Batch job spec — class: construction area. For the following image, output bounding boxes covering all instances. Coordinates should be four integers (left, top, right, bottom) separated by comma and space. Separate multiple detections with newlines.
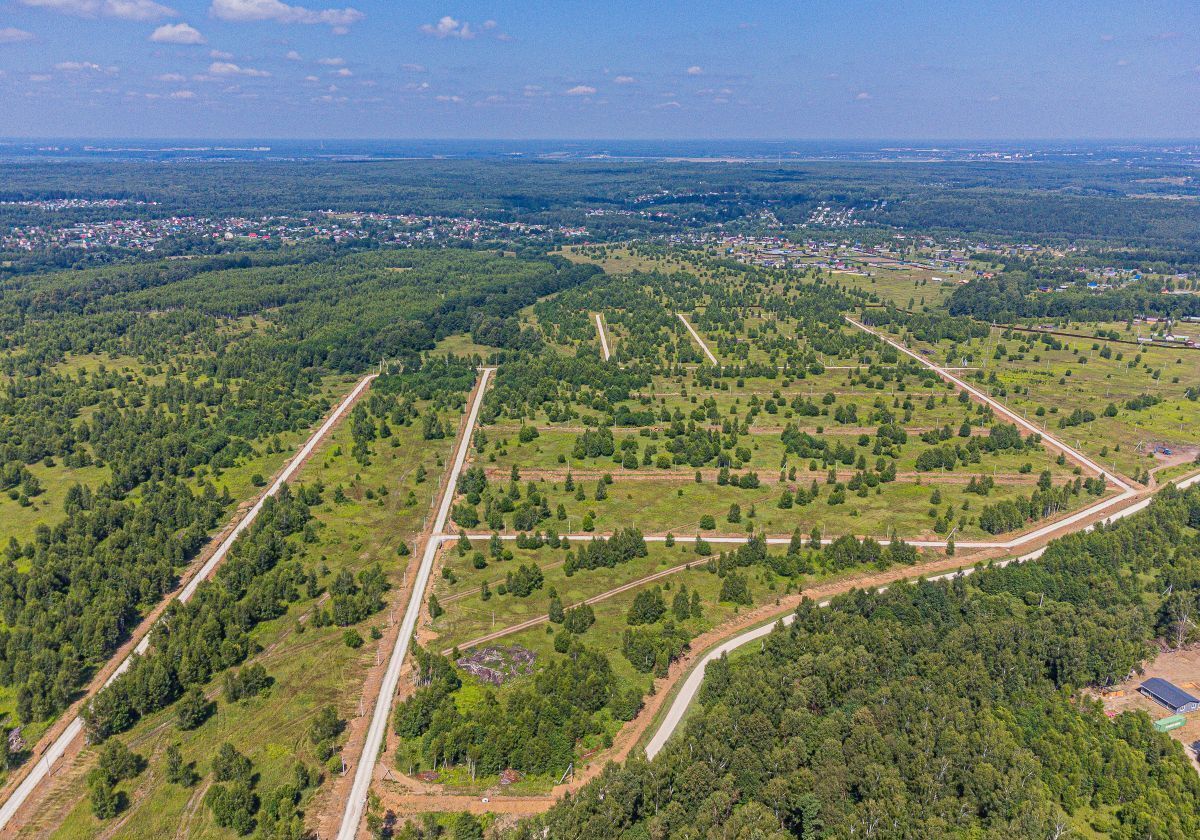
1095, 647, 1200, 771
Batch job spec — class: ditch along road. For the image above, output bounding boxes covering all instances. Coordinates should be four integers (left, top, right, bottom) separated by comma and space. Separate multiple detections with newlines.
0, 373, 378, 834
335, 367, 495, 840
594, 312, 612, 361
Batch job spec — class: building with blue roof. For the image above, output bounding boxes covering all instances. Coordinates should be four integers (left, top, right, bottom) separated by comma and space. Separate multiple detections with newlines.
1139, 677, 1200, 714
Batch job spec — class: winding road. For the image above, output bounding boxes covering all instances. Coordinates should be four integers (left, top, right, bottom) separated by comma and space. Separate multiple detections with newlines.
644, 469, 1200, 759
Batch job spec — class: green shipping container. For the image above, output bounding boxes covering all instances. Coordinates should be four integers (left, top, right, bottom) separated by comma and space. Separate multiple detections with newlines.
1154, 715, 1187, 733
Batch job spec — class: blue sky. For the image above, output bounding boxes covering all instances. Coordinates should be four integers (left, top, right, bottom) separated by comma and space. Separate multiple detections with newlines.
0, 0, 1197, 139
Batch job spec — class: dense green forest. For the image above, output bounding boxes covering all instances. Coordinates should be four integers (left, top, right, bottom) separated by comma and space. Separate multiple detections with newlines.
506, 484, 1200, 840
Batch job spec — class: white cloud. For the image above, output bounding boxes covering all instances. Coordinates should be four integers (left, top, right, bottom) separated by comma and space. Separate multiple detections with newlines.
29, 73, 51, 81
209, 0, 363, 27
105, 0, 174, 18
654, 100, 681, 109
421, 15, 472, 39
285, 49, 301, 60
0, 27, 35, 43
317, 56, 343, 65
435, 94, 463, 103
565, 84, 596, 96
1100, 34, 1114, 42
169, 88, 194, 98
855, 91, 871, 100
401, 62, 425, 72
55, 60, 116, 73
210, 48, 233, 59
686, 65, 702, 75
208, 60, 269, 77
303, 74, 318, 81
333, 67, 351, 76
150, 22, 204, 44
481, 19, 496, 30
20, 0, 176, 20
613, 75, 635, 84
155, 72, 186, 81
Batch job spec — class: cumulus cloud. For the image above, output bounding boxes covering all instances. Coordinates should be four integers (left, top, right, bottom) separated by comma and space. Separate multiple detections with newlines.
435, 93, 463, 102
317, 56, 343, 65
20, 0, 176, 20
421, 15, 472, 38
210, 48, 233, 59
0, 27, 35, 43
613, 75, 635, 84
285, 49, 301, 60
565, 84, 596, 96
333, 67, 351, 76
208, 60, 269, 77
686, 65, 702, 75
855, 91, 871, 100
401, 62, 425, 72
209, 0, 363, 27
155, 72, 186, 81
150, 22, 205, 43
654, 100, 681, 109
169, 88, 194, 98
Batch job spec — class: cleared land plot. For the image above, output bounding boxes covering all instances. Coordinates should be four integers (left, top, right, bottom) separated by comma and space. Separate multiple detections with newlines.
890, 325, 1200, 478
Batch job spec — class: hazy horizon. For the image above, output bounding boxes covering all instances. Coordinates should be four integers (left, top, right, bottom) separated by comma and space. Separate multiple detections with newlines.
1, 1, 1197, 140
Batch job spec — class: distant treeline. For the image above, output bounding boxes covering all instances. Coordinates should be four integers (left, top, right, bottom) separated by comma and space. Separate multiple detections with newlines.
2, 158, 1199, 250
948, 273, 1200, 322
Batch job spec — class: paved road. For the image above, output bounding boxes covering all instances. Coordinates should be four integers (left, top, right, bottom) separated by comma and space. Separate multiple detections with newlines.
594, 312, 612, 361
644, 469, 1200, 760
0, 373, 377, 833
677, 312, 718, 365
336, 367, 494, 840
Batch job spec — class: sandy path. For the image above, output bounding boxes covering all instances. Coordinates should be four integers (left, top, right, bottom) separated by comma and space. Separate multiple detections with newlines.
0, 373, 377, 835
